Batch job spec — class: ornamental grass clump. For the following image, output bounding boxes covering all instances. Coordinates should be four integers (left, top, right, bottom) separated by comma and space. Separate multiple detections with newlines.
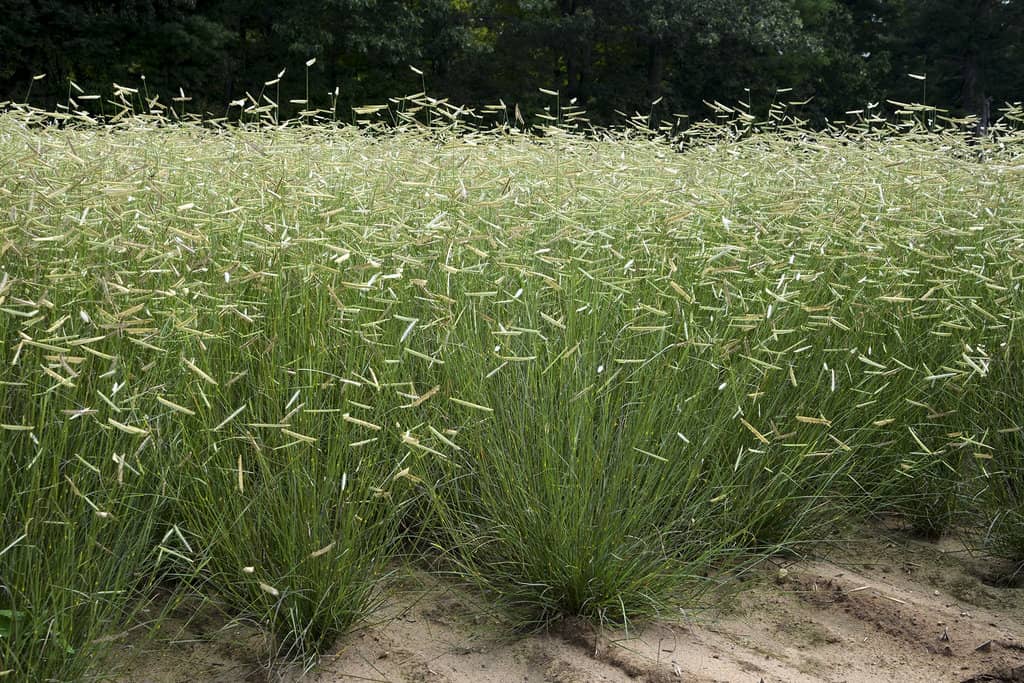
0, 93, 1022, 677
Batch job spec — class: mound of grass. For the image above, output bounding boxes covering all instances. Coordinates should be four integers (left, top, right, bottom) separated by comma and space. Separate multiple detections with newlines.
0, 98, 1021, 677
973, 354, 1024, 570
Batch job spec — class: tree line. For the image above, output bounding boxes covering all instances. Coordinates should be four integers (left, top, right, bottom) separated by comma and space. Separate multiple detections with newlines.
1, 0, 1021, 127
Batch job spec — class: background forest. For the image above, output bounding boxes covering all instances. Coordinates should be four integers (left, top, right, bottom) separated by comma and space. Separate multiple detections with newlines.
1, 0, 1022, 125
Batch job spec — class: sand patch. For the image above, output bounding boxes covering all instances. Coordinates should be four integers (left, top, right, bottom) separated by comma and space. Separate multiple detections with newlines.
116, 532, 1024, 683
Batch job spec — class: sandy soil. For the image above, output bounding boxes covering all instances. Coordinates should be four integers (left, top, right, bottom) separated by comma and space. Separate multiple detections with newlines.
116, 531, 1024, 683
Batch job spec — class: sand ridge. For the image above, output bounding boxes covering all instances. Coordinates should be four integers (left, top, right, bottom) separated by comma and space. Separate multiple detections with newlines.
116, 532, 1024, 683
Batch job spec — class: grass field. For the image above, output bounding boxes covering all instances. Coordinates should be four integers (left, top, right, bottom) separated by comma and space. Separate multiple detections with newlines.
1, 98, 1023, 680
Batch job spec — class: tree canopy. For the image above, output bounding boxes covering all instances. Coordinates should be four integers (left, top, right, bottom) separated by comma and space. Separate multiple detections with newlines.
1, 0, 1020, 125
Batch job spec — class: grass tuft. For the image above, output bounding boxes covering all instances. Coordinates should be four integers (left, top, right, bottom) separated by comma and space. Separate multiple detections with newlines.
0, 94, 1022, 677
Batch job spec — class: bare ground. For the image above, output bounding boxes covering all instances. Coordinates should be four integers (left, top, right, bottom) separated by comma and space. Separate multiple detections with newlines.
116, 531, 1024, 683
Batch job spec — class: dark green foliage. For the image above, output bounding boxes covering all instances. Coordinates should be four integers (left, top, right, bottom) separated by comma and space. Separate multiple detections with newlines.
2, 1, 1021, 124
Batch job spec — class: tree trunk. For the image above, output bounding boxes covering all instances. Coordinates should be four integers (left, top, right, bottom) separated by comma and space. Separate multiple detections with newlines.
560, 0, 582, 100
566, 51, 579, 99
961, 0, 998, 135
576, 38, 591, 103
960, 49, 989, 134
226, 18, 248, 105
646, 39, 666, 103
